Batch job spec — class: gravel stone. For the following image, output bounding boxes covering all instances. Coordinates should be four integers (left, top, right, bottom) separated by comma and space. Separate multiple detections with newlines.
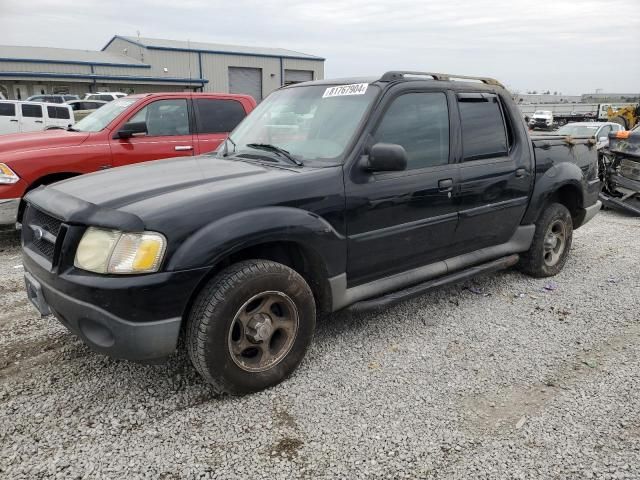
0, 210, 639, 479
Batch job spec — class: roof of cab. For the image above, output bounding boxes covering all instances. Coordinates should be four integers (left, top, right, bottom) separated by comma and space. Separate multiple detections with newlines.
284, 71, 507, 92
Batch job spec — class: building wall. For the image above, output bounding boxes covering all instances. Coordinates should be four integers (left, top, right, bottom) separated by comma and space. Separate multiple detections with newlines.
106, 38, 325, 98
200, 53, 280, 96
282, 58, 324, 80
0, 38, 325, 100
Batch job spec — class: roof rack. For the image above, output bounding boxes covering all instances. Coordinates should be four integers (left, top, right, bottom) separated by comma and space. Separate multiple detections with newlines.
379, 71, 504, 88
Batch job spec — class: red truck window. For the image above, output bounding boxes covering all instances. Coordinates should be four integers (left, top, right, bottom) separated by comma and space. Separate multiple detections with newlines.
194, 99, 247, 134
126, 99, 190, 137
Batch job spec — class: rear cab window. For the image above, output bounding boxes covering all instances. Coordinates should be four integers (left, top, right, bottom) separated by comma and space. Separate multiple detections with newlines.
457, 93, 510, 161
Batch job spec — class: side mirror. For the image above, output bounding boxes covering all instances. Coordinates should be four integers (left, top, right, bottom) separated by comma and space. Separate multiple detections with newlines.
115, 121, 147, 139
362, 143, 408, 172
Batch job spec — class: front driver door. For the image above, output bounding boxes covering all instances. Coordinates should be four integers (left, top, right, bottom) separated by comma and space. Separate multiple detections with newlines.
110, 98, 195, 168
345, 89, 459, 286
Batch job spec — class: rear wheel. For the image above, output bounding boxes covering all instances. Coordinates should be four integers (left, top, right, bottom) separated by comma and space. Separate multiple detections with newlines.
186, 260, 316, 395
518, 203, 573, 278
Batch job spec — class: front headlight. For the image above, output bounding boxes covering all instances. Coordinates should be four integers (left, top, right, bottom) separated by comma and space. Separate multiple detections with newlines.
74, 227, 167, 274
0, 163, 19, 184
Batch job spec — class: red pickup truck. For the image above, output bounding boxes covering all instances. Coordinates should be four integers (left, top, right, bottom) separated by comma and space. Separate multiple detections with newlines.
0, 92, 256, 226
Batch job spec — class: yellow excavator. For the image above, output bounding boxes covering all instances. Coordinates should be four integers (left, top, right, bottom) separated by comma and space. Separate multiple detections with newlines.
607, 104, 640, 130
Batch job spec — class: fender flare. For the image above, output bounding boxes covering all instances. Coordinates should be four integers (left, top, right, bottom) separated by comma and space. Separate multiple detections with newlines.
522, 161, 585, 225
166, 206, 346, 277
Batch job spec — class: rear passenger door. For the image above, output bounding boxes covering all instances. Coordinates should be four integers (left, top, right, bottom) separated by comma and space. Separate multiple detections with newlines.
193, 98, 248, 154
20, 104, 44, 132
345, 89, 459, 285
451, 92, 531, 253
0, 103, 19, 134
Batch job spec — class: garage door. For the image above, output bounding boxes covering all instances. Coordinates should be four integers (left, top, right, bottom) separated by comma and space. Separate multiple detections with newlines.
228, 67, 262, 101
284, 70, 313, 86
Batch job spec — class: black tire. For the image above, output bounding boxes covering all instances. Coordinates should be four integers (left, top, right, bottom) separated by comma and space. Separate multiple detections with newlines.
187, 259, 316, 395
518, 203, 573, 278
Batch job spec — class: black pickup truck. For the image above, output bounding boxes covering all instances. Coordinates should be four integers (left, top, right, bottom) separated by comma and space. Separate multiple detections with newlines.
21, 71, 601, 394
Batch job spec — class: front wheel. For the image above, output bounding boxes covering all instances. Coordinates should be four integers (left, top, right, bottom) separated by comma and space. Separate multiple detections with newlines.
186, 260, 316, 395
518, 203, 573, 278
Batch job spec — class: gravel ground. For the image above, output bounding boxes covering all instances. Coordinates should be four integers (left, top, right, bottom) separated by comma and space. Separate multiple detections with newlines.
1, 210, 639, 479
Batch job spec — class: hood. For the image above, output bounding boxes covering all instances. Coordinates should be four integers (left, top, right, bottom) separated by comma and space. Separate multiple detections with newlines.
50, 154, 300, 212
0, 130, 90, 154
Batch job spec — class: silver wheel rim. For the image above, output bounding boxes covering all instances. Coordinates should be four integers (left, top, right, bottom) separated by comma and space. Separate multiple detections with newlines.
543, 219, 567, 267
227, 291, 299, 373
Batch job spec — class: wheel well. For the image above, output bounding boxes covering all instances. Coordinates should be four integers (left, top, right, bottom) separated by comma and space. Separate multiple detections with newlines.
183, 241, 333, 322
549, 184, 582, 226
17, 172, 80, 223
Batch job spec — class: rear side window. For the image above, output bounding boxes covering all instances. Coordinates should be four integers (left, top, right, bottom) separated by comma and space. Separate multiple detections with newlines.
21, 104, 43, 118
97, 95, 114, 102
195, 99, 247, 134
458, 94, 508, 161
47, 106, 70, 119
0, 103, 16, 116
373, 92, 450, 170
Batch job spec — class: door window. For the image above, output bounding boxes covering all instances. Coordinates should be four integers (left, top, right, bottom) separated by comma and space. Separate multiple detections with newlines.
21, 104, 43, 118
126, 99, 190, 137
195, 99, 247, 134
598, 125, 612, 138
373, 92, 450, 170
0, 103, 16, 116
458, 95, 508, 161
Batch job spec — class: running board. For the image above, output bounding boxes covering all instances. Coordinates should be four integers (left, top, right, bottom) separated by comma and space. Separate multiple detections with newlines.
347, 254, 520, 313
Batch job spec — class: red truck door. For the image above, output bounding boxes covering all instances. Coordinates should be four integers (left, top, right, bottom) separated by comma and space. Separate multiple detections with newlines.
110, 98, 195, 167
192, 97, 250, 155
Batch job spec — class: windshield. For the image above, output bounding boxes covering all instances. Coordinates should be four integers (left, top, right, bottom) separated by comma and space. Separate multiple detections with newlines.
534, 111, 551, 116
557, 125, 599, 137
223, 83, 380, 163
72, 98, 137, 132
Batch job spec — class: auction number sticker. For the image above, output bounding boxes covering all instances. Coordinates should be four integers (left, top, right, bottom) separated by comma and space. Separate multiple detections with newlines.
323, 83, 368, 98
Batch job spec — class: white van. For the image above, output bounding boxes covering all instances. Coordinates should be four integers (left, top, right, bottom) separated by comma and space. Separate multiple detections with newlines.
0, 101, 75, 135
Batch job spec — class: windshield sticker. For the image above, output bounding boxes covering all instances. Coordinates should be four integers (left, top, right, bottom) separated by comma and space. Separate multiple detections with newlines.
323, 83, 368, 98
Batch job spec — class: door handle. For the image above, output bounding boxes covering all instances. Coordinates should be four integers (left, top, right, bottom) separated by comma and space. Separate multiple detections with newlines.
175, 145, 193, 151
10, 119, 18, 122
35, 120, 43, 124
515, 168, 527, 178
438, 178, 454, 192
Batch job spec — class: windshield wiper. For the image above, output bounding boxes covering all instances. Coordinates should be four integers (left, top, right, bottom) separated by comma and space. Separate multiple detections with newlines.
246, 143, 303, 166
222, 137, 237, 157
67, 126, 79, 132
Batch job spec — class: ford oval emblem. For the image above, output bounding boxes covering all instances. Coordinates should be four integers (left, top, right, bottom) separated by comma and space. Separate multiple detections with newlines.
33, 227, 44, 241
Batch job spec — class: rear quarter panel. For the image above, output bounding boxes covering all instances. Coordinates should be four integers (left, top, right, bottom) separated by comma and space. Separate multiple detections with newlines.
522, 136, 599, 224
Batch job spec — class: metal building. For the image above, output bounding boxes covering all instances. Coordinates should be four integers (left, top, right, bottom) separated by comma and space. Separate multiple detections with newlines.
0, 36, 325, 101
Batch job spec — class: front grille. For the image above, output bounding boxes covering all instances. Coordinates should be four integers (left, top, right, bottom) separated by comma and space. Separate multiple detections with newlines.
25, 207, 63, 263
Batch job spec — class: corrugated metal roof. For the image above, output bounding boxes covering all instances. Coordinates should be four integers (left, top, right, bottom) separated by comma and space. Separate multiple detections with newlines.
114, 36, 324, 61
0, 45, 148, 67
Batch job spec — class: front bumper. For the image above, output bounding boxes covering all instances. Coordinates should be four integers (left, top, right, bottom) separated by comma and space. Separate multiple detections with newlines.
0, 198, 20, 226
23, 251, 210, 362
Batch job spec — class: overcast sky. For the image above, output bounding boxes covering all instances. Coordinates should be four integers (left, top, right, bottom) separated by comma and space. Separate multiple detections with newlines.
1, 0, 639, 94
